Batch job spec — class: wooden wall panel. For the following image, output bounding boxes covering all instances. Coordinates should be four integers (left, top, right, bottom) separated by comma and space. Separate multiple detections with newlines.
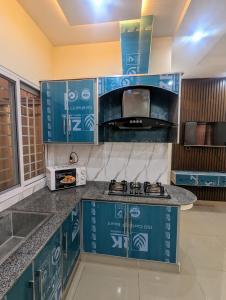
172, 78, 226, 201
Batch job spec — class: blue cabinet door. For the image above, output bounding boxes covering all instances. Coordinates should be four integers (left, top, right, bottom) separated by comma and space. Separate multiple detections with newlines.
5, 264, 33, 300
83, 200, 127, 257
67, 79, 96, 143
41, 81, 67, 143
34, 229, 62, 300
127, 204, 178, 263
62, 203, 80, 287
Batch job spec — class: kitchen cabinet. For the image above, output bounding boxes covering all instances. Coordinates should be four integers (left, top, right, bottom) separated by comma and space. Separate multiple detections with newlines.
127, 204, 178, 263
82, 200, 178, 264
4, 264, 33, 300
34, 229, 62, 300
82, 200, 127, 257
171, 170, 226, 187
62, 203, 80, 288
41, 79, 97, 144
98, 73, 181, 143
41, 81, 67, 143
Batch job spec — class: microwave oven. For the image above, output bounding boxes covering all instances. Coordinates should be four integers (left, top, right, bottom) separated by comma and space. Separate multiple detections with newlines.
46, 165, 86, 191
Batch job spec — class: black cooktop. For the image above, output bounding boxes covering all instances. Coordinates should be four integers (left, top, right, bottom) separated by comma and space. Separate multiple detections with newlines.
105, 180, 170, 199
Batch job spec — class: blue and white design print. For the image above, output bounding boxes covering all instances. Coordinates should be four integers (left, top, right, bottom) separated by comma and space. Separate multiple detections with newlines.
98, 73, 181, 97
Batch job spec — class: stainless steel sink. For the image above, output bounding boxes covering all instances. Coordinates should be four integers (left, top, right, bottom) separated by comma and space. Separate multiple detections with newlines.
0, 211, 51, 264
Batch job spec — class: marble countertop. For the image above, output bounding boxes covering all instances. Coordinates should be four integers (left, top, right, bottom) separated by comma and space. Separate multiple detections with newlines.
0, 181, 196, 298
82, 181, 197, 206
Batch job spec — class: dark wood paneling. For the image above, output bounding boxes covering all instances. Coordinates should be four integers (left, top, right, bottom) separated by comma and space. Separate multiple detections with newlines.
172, 78, 226, 201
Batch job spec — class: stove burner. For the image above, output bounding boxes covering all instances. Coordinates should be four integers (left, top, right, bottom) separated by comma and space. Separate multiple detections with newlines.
109, 180, 127, 192
106, 180, 170, 199
144, 182, 164, 195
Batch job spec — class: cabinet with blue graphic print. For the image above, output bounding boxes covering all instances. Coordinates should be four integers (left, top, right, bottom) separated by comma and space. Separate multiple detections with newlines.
41, 79, 97, 144
82, 200, 127, 257
127, 204, 178, 263
4, 264, 33, 300
41, 81, 67, 143
62, 203, 80, 288
34, 229, 62, 300
82, 200, 179, 264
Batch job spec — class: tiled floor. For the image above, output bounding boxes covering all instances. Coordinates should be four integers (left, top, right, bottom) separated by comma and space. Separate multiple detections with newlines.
66, 201, 226, 300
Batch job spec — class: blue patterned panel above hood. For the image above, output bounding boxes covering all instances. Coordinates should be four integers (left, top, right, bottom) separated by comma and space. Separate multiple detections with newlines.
120, 16, 154, 75
98, 73, 181, 97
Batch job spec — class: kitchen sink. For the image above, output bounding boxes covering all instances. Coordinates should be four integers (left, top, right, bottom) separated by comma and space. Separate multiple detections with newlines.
0, 211, 51, 264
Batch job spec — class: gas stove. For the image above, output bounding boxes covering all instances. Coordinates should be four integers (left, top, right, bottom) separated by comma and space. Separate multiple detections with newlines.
105, 180, 170, 199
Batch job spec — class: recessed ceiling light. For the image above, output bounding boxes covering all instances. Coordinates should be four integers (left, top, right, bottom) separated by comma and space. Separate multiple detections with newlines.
168, 80, 173, 86
92, 0, 103, 6
191, 31, 205, 42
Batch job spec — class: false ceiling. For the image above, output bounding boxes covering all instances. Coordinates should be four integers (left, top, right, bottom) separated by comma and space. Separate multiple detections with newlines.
17, 0, 226, 77
17, 0, 188, 45
57, 0, 142, 26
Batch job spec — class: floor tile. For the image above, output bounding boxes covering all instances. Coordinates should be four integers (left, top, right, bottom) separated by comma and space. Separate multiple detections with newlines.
139, 269, 205, 300
73, 262, 139, 300
180, 233, 225, 273
196, 270, 226, 300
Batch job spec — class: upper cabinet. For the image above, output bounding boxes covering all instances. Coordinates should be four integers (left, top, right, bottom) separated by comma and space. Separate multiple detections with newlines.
98, 73, 181, 143
41, 79, 97, 144
41, 73, 181, 144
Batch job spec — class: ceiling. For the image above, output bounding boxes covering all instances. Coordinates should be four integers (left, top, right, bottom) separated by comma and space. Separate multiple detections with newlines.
17, 0, 226, 78
172, 0, 226, 78
57, 0, 142, 26
17, 0, 188, 45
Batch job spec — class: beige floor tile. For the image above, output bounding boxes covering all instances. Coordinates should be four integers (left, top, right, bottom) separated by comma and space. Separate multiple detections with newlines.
180, 210, 224, 237
180, 233, 225, 273
65, 262, 85, 300
73, 262, 139, 300
196, 270, 226, 300
139, 269, 205, 300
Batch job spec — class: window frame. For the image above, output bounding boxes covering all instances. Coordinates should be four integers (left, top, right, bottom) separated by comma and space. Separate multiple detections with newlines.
0, 66, 45, 204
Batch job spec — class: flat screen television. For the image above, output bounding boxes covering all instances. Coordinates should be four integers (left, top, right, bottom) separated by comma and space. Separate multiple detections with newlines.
184, 122, 226, 147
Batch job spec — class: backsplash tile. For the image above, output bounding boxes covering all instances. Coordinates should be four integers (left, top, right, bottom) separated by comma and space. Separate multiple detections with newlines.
49, 143, 170, 183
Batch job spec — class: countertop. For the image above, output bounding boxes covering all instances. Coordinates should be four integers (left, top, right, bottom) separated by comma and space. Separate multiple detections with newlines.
82, 182, 197, 206
0, 181, 196, 298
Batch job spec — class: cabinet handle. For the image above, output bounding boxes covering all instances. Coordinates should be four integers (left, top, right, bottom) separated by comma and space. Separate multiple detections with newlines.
63, 118, 66, 135
123, 208, 126, 235
64, 232, 68, 259
68, 115, 72, 136
28, 280, 34, 300
129, 213, 133, 234
36, 270, 43, 299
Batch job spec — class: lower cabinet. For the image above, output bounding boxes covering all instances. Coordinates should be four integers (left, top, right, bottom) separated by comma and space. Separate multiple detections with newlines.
4, 264, 33, 300
83, 201, 127, 257
62, 203, 80, 288
127, 204, 178, 263
3, 204, 81, 300
34, 229, 62, 300
82, 200, 179, 264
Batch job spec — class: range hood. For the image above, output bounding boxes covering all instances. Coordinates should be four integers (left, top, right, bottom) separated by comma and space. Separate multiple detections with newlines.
122, 89, 150, 118
101, 116, 175, 130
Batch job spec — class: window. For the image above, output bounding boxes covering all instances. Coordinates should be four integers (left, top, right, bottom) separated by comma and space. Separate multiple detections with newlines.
0, 75, 19, 193
0, 67, 45, 198
20, 84, 44, 181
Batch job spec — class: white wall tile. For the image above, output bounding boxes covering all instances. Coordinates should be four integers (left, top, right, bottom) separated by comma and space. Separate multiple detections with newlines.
48, 143, 170, 184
